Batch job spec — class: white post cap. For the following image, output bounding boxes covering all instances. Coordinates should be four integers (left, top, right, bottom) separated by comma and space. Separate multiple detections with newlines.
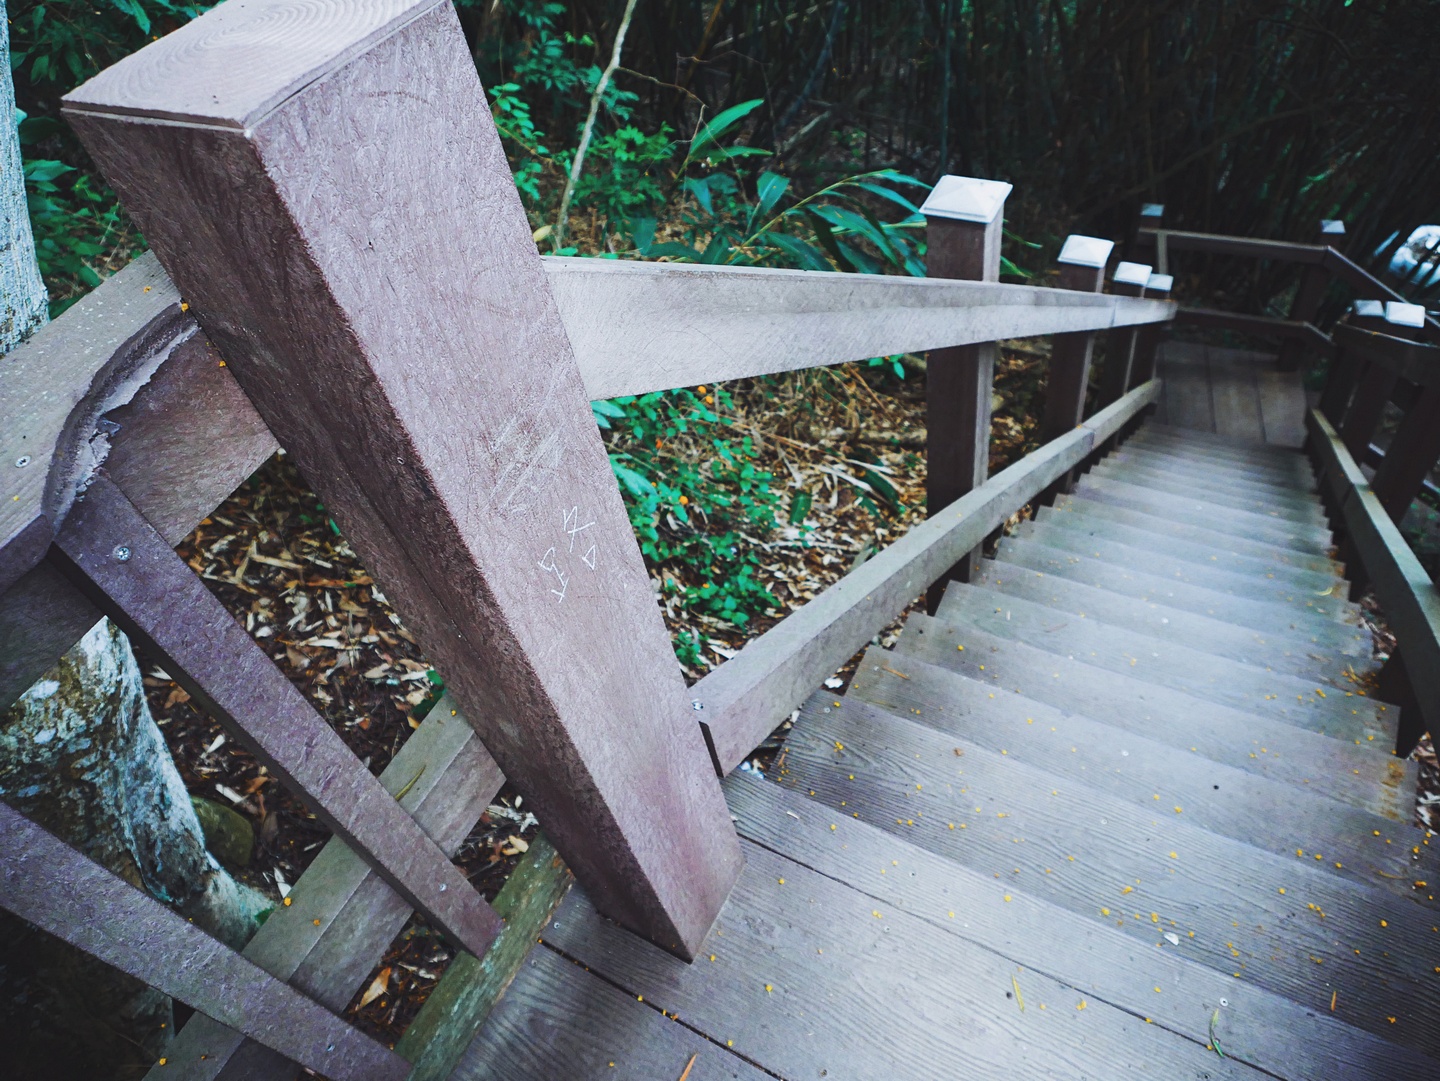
1145, 272, 1174, 294
1139, 203, 1165, 219
1321, 219, 1346, 235
1385, 301, 1427, 328
919, 175, 1013, 224
1113, 261, 1152, 287
1057, 235, 1114, 268
1352, 299, 1385, 318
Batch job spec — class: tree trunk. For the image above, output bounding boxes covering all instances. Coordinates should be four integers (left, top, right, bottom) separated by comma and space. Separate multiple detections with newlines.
0, 8, 269, 1077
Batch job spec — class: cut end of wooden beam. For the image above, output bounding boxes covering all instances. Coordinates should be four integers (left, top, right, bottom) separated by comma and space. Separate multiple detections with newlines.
61, 0, 443, 128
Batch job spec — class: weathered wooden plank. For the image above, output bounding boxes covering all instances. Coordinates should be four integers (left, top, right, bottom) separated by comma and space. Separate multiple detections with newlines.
1043, 499, 1341, 584
540, 841, 1273, 1079
1332, 324, 1440, 383
1155, 345, 1215, 431
51, 477, 502, 957
972, 559, 1365, 677
1207, 354, 1267, 443
1256, 367, 1309, 448
396, 834, 573, 1081
1139, 228, 1328, 265
1134, 421, 1310, 461
923, 176, 1008, 597
0, 331, 278, 712
844, 647, 1425, 892
1091, 459, 1326, 518
153, 696, 503, 1080
892, 612, 1415, 818
1017, 519, 1357, 619
1308, 410, 1440, 744
693, 382, 1159, 774
0, 801, 406, 1080
546, 256, 1174, 400
935, 581, 1388, 735
1104, 443, 1315, 490
728, 773, 1438, 1081
66, 0, 741, 958
778, 698, 1440, 1055
0, 252, 190, 594
453, 946, 770, 1081
992, 536, 1365, 640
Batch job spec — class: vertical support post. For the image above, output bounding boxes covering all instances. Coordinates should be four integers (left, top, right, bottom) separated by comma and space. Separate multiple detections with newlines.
1129, 271, 1173, 387
1038, 234, 1111, 502
920, 174, 1010, 610
1278, 220, 1344, 372
64, 0, 741, 960
1377, 648, 1425, 757
1097, 261, 1153, 408
1131, 202, 1165, 263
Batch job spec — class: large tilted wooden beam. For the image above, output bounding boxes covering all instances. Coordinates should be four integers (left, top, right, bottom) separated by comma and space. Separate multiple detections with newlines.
694, 379, 1162, 775
64, 0, 741, 959
548, 257, 1173, 400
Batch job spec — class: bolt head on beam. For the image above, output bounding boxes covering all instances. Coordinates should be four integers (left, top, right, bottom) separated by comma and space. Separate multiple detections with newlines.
920, 175, 1012, 224
1385, 301, 1426, 329
1144, 272, 1174, 294
1113, 262, 1152, 287
1057, 235, 1114, 269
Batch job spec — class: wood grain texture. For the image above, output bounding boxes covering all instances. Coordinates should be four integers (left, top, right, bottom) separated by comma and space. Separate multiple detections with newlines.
1155, 343, 1215, 432
545, 256, 1174, 400
52, 478, 503, 957
1090, 459, 1327, 518
397, 834, 572, 1081
727, 773, 1438, 1081
844, 645, 1427, 892
892, 612, 1415, 819
777, 696, 1440, 1055
935, 581, 1389, 737
0, 251, 190, 593
66, 0, 740, 958
153, 696, 503, 1081
454, 946, 770, 1081
539, 840, 1270, 1080
1103, 443, 1316, 490
694, 382, 1159, 774
0, 801, 406, 1080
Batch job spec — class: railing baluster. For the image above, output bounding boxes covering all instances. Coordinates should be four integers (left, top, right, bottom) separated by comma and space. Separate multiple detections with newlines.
0, 801, 406, 1081
920, 174, 1011, 605
50, 477, 503, 958
1129, 272, 1173, 388
1278, 220, 1344, 372
1098, 261, 1154, 409
1039, 234, 1112, 500
64, 0, 741, 959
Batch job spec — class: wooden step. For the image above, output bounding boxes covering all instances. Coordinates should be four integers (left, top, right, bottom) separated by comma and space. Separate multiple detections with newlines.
1082, 466, 1324, 529
1046, 495, 1343, 580
844, 646, 1429, 897
973, 559, 1370, 679
728, 774, 1439, 1081
934, 582, 1391, 739
1135, 422, 1316, 464
519, 831, 1276, 1080
1101, 444, 1318, 493
779, 694, 1440, 1056
1125, 431, 1318, 481
993, 535, 1367, 640
1071, 476, 1334, 554
1021, 517, 1343, 598
1091, 458, 1324, 516
891, 613, 1415, 818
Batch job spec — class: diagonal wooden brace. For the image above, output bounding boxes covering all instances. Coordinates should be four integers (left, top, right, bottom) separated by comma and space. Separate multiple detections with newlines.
50, 476, 503, 958
64, 0, 740, 958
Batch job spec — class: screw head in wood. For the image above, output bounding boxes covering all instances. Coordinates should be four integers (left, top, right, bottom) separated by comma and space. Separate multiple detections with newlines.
112, 545, 132, 562
691, 700, 704, 711
14, 455, 30, 468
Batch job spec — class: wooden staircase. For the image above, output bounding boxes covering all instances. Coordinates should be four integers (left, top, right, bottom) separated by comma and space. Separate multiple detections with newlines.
458, 420, 1439, 1080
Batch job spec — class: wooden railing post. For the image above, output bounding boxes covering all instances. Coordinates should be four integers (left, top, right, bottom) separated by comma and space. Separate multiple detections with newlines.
64, 0, 741, 960
1129, 271, 1173, 386
920, 174, 1010, 608
1278, 220, 1344, 372
1039, 234, 1111, 500
1131, 202, 1165, 262
1097, 261, 1153, 407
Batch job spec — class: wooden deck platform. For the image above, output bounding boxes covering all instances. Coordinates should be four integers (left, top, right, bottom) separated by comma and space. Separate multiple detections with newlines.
453, 421, 1438, 1080
1153, 341, 1307, 447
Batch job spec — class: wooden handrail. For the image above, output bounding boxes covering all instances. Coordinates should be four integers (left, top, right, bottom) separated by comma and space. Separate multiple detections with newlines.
694, 379, 1162, 775
1137, 227, 1327, 265
1332, 324, 1440, 387
1174, 306, 1334, 353
1306, 409, 1440, 750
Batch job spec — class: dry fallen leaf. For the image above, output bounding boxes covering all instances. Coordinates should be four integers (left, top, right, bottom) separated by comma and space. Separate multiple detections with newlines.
359, 966, 391, 1009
